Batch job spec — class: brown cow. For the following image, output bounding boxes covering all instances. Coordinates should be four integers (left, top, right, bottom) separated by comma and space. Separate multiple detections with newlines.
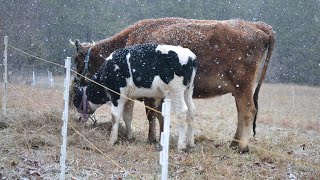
71, 17, 275, 153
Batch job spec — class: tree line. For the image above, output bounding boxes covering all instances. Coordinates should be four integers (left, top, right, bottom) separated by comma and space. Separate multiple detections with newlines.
0, 0, 319, 85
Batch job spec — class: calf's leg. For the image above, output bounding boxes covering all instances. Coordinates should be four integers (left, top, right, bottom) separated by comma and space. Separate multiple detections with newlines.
123, 100, 134, 141
109, 100, 125, 145
185, 89, 195, 149
170, 92, 189, 151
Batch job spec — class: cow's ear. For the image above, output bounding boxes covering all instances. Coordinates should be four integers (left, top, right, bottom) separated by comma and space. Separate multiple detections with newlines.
69, 39, 83, 52
75, 39, 81, 52
69, 39, 80, 51
71, 39, 86, 54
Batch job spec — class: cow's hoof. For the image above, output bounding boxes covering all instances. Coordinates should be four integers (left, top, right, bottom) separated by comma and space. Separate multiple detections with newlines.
229, 140, 239, 150
238, 146, 249, 154
148, 138, 158, 144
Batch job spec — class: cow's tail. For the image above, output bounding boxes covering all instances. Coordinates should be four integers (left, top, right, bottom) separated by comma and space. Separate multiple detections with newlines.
253, 22, 275, 137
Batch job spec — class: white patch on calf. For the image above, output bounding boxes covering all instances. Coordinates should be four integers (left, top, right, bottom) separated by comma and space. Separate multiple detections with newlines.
88, 102, 102, 112
114, 64, 120, 71
156, 45, 196, 65
126, 53, 134, 88
126, 53, 133, 76
122, 75, 164, 99
105, 52, 114, 61
109, 98, 126, 144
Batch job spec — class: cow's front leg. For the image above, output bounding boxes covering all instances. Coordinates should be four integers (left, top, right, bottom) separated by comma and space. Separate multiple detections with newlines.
109, 101, 125, 145
123, 100, 134, 141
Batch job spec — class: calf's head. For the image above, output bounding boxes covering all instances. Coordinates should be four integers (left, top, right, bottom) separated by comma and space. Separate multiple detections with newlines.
73, 85, 92, 122
73, 81, 110, 122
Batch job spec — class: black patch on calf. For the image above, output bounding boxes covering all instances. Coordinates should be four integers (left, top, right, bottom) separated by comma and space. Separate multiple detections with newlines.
73, 86, 83, 109
129, 44, 195, 87
87, 74, 109, 105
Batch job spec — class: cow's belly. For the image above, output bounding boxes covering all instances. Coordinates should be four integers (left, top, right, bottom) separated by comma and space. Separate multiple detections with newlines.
193, 75, 234, 98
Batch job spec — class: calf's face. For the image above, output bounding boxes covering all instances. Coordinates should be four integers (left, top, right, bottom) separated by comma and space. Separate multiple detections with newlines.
73, 83, 109, 122
73, 86, 85, 111
73, 86, 95, 122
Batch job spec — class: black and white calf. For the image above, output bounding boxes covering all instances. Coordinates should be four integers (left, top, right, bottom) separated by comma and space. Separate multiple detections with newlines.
74, 43, 197, 150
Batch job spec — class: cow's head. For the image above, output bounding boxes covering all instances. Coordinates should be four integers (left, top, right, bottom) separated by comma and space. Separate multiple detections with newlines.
70, 39, 95, 86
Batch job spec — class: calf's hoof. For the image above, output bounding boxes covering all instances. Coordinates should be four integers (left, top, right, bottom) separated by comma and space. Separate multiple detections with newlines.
177, 146, 194, 153
109, 139, 119, 145
127, 137, 135, 143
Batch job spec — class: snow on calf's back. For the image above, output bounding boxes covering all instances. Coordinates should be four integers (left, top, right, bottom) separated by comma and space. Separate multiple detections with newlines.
156, 45, 196, 65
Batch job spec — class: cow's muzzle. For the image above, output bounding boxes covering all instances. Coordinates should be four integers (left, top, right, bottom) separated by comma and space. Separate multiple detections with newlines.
77, 86, 91, 122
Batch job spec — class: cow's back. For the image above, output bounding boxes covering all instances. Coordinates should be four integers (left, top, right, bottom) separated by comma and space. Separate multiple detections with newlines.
126, 18, 272, 98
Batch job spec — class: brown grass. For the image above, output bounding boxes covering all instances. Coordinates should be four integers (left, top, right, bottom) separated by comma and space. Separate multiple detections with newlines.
0, 82, 319, 179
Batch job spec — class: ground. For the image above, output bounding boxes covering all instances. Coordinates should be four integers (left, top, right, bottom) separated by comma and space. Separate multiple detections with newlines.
0, 81, 319, 179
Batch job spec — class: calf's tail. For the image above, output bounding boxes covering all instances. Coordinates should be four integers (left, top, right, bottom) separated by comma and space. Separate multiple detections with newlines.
186, 60, 197, 113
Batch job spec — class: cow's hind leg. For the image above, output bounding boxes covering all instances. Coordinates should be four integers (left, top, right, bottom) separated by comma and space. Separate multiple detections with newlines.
155, 101, 163, 142
231, 88, 256, 153
144, 98, 162, 143
123, 100, 134, 142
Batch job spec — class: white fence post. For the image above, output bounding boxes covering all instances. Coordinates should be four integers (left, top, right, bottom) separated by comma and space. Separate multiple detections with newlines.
291, 85, 295, 109
160, 99, 171, 180
48, 69, 54, 87
2, 36, 8, 116
50, 72, 54, 87
60, 57, 71, 180
31, 70, 36, 86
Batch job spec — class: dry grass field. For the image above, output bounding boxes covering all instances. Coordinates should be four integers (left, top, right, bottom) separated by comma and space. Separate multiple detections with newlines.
0, 81, 319, 179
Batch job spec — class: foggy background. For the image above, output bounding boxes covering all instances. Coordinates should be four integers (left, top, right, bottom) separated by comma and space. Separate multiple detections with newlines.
0, 0, 319, 85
